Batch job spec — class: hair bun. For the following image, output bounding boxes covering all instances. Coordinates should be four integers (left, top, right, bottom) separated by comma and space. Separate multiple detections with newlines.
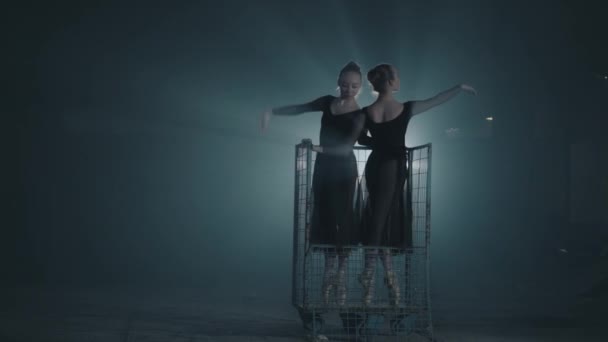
345, 61, 360, 71
339, 61, 362, 78
367, 64, 395, 92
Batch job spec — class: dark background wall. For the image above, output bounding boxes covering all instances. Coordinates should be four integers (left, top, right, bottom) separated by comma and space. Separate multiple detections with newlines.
2, 0, 607, 321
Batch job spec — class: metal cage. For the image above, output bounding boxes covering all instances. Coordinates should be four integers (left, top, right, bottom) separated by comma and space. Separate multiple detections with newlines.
292, 139, 433, 341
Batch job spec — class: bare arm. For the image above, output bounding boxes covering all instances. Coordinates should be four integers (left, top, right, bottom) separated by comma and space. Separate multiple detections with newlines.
260, 96, 329, 132
357, 127, 373, 147
271, 96, 328, 116
313, 112, 365, 156
410, 84, 476, 116
356, 108, 372, 146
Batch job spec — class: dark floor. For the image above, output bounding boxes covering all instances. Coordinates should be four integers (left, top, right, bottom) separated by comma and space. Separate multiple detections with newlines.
0, 287, 605, 341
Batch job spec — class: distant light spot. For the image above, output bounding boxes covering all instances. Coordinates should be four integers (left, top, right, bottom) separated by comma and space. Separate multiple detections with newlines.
444, 127, 461, 138
485, 116, 494, 121
559, 248, 568, 253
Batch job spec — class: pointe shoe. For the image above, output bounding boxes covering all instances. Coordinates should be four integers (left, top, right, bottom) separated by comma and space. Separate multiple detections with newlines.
358, 267, 375, 306
335, 268, 348, 306
385, 270, 401, 306
321, 269, 337, 305
321, 280, 334, 305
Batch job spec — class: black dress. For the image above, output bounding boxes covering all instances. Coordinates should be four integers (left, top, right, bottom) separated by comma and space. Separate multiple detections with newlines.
359, 102, 413, 249
273, 95, 364, 247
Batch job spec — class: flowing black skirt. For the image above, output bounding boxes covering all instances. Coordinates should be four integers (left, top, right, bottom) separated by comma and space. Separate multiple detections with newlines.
360, 150, 413, 250
310, 153, 361, 247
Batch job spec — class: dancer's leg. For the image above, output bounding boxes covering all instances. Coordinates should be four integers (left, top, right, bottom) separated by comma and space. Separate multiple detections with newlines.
321, 249, 337, 305
381, 249, 400, 306
335, 249, 350, 306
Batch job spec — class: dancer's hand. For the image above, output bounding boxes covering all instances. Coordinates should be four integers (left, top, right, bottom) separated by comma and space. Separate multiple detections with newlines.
260, 110, 272, 133
312, 145, 323, 153
460, 84, 477, 95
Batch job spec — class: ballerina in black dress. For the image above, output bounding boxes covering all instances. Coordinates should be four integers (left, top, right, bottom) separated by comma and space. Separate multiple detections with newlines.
261, 62, 366, 305
358, 64, 476, 306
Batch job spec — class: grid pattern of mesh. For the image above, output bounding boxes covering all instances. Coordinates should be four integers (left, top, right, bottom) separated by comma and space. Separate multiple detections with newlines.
292, 140, 433, 340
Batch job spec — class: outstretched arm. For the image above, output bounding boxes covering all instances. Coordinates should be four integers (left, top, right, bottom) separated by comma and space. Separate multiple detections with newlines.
313, 112, 365, 156
260, 96, 329, 132
410, 84, 476, 117
272, 96, 328, 116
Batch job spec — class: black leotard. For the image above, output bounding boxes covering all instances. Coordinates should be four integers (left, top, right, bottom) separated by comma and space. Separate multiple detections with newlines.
359, 102, 413, 249
274, 95, 364, 246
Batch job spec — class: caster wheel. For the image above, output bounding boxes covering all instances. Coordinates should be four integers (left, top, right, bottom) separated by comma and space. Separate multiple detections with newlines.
308, 334, 329, 342
303, 315, 324, 334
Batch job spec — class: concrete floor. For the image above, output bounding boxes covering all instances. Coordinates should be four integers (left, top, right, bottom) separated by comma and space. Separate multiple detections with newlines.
0, 287, 605, 342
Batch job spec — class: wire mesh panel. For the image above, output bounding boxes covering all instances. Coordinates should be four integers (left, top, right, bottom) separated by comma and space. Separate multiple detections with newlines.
293, 140, 433, 341
293, 139, 313, 306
